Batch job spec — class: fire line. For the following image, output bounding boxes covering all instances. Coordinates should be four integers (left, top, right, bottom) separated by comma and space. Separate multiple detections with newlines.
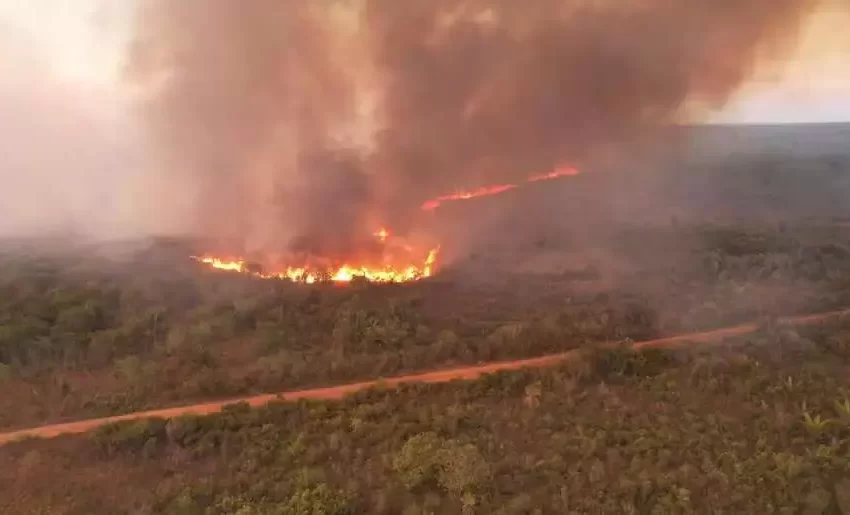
420, 165, 579, 211
192, 246, 439, 284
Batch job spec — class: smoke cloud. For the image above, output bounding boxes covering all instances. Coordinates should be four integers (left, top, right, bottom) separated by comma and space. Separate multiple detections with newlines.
0, 20, 172, 242
128, 0, 819, 260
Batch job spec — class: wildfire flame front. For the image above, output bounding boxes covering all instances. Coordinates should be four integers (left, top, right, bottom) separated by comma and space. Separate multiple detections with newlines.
193, 165, 577, 283
193, 247, 439, 284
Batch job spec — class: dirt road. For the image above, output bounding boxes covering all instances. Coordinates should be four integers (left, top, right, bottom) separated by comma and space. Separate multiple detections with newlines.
1, 308, 847, 446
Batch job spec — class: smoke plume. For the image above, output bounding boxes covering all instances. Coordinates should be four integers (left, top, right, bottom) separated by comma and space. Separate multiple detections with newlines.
128, 0, 818, 260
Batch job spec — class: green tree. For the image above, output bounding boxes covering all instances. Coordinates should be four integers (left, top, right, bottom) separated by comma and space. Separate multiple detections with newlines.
392, 432, 445, 491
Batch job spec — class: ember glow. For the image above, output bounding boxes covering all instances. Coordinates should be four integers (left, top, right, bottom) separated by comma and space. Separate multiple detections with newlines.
195, 257, 247, 273
421, 165, 580, 211
528, 166, 581, 183
421, 184, 518, 211
374, 228, 390, 243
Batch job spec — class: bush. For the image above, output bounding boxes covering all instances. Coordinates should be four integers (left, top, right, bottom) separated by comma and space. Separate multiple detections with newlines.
0, 362, 11, 381
212, 483, 354, 515
586, 346, 678, 380
393, 433, 490, 498
393, 432, 445, 491
277, 483, 354, 515
92, 417, 167, 456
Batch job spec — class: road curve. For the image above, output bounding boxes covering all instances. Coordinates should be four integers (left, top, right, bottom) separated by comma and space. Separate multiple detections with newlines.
1, 308, 848, 446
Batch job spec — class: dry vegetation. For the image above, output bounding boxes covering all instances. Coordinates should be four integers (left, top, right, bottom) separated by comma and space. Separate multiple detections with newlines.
2, 319, 850, 514
2, 143, 850, 513
1, 221, 850, 432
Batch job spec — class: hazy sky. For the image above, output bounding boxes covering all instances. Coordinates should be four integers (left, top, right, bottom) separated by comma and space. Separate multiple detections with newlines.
710, 3, 850, 124
0, 0, 158, 239
0, 0, 848, 125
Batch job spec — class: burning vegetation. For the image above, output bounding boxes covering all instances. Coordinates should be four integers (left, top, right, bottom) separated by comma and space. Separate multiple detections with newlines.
192, 239, 439, 284
419, 165, 580, 211
193, 164, 579, 282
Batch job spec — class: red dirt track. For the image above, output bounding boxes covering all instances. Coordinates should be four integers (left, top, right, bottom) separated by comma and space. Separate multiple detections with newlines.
1, 308, 848, 446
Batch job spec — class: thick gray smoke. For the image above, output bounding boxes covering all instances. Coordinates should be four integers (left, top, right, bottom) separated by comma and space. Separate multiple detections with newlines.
128, 0, 818, 260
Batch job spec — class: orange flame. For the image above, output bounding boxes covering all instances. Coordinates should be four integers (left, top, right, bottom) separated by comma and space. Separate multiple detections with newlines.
527, 165, 580, 182
195, 257, 246, 273
374, 227, 390, 243
193, 233, 440, 284
421, 165, 580, 211
421, 184, 518, 211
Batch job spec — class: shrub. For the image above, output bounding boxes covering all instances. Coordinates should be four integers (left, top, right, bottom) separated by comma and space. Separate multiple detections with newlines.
277, 483, 354, 515
393, 433, 490, 498
92, 417, 167, 456
586, 346, 677, 380
392, 432, 444, 491
0, 362, 11, 381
